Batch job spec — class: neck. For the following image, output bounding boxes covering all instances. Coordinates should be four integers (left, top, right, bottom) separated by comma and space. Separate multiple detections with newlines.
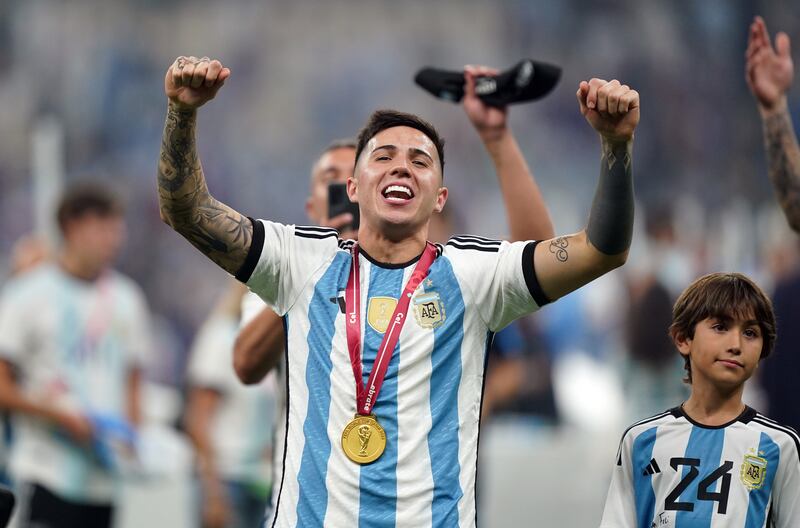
682, 380, 746, 426
356, 225, 428, 265
59, 250, 103, 281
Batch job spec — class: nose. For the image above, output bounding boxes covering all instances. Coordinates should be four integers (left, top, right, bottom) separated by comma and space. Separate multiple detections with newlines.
726, 331, 742, 355
389, 157, 412, 177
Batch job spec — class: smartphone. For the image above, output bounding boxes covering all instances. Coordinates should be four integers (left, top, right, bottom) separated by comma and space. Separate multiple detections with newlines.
327, 182, 359, 232
0, 486, 15, 528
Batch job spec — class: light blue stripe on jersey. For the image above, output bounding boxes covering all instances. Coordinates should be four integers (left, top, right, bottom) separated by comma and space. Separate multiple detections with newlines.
427, 259, 464, 527
675, 427, 725, 528
359, 265, 403, 528
631, 427, 658, 528
296, 252, 349, 525
744, 432, 780, 528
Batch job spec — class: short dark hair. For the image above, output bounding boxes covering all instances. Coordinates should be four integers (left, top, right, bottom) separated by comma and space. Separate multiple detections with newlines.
56, 182, 123, 233
321, 138, 357, 154
354, 109, 445, 172
669, 272, 777, 384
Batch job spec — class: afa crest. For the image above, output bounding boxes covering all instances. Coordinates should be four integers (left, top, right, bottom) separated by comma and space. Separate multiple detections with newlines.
367, 297, 398, 333
740, 452, 768, 490
413, 292, 445, 329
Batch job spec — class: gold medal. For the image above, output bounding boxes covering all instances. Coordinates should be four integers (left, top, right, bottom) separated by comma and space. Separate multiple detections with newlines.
341, 414, 386, 464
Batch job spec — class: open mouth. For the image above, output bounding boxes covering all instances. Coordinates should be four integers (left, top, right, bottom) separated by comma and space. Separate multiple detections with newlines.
382, 184, 415, 203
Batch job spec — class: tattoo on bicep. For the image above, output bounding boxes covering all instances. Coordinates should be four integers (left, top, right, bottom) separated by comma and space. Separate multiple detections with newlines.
764, 111, 800, 230
156, 107, 252, 274
549, 237, 569, 262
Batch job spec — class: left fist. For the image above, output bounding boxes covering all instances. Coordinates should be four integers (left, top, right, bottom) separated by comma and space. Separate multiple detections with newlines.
577, 78, 640, 143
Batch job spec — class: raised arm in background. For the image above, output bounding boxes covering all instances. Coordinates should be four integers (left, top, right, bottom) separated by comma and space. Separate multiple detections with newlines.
157, 56, 252, 275
462, 64, 555, 242
746, 16, 800, 232
533, 78, 639, 301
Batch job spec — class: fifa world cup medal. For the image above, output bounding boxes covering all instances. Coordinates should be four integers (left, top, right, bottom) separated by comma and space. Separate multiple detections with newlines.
342, 243, 437, 464
342, 414, 386, 464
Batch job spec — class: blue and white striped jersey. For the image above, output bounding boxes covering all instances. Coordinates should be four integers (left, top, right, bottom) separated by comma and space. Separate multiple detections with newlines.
600, 406, 800, 528
239, 220, 547, 528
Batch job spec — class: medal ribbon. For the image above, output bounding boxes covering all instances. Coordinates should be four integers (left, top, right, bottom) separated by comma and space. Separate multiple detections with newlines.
345, 242, 437, 416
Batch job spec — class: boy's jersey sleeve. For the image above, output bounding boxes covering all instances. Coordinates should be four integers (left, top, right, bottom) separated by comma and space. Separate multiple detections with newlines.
771, 430, 800, 527
444, 237, 550, 332
599, 431, 637, 528
237, 219, 342, 316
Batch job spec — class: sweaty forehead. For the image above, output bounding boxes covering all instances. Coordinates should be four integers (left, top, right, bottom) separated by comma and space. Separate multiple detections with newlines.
367, 126, 438, 163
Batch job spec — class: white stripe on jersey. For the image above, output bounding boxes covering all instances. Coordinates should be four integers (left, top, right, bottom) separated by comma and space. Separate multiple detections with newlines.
395, 265, 434, 527
270, 303, 311, 528
647, 414, 692, 528
457, 307, 490, 527
321, 260, 366, 526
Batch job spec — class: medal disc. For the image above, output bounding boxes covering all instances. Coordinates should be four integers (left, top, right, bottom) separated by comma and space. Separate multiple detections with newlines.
341, 414, 386, 464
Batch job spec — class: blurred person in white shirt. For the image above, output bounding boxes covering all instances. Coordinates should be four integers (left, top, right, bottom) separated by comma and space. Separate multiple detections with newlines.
0, 182, 152, 528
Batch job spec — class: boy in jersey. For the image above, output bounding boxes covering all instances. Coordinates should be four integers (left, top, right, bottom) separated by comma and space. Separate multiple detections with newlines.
0, 183, 151, 528
600, 273, 800, 528
157, 55, 638, 527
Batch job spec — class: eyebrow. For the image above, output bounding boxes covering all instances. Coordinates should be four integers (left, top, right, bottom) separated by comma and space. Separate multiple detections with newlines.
373, 144, 434, 163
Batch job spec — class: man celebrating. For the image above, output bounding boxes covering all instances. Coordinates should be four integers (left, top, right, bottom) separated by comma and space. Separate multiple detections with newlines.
157, 55, 639, 527
234, 63, 555, 385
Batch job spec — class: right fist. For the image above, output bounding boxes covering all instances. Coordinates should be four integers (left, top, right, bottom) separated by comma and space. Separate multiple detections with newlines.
165, 56, 231, 110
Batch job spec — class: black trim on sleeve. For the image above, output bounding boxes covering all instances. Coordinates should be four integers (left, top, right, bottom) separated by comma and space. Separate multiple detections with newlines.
615, 410, 672, 466
446, 241, 500, 253
522, 241, 552, 307
235, 217, 265, 283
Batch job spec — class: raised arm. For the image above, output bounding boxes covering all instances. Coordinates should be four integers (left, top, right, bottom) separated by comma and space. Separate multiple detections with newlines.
462, 65, 555, 242
533, 78, 638, 301
746, 17, 800, 233
157, 56, 252, 276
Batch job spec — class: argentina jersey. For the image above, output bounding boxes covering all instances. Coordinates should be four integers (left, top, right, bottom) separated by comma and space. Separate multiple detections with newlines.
600, 406, 800, 528
238, 220, 548, 528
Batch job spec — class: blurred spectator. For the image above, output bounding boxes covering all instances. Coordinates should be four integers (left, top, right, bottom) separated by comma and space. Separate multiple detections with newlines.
483, 316, 558, 423
9, 236, 50, 277
621, 211, 688, 421
0, 182, 151, 528
1, 235, 51, 486
185, 280, 276, 528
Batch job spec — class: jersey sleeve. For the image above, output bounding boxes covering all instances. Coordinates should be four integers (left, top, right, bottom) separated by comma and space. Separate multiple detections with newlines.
444, 237, 550, 332
771, 429, 800, 528
599, 431, 637, 528
236, 219, 342, 316
187, 316, 237, 393
240, 290, 269, 327
0, 280, 28, 365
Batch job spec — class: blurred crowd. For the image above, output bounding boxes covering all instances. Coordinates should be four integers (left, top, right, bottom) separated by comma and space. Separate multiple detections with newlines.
1, 0, 800, 527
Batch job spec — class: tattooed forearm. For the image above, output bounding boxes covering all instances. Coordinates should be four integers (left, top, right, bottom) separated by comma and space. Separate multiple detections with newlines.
763, 109, 800, 233
586, 138, 634, 256
157, 104, 252, 274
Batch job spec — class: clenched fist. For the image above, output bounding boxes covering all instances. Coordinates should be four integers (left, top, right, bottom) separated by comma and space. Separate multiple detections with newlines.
165, 56, 231, 111
577, 78, 640, 143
